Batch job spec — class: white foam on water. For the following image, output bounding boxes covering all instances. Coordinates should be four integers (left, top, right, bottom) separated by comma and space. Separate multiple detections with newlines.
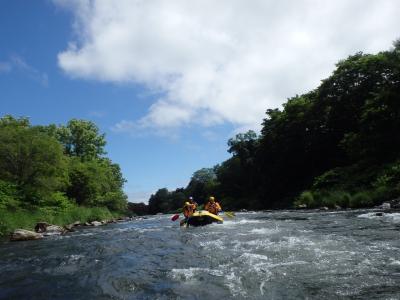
223, 219, 263, 227
224, 271, 246, 297
249, 227, 280, 235
169, 267, 224, 282
199, 239, 226, 250
259, 281, 266, 296
358, 212, 400, 223
390, 260, 400, 266
358, 212, 382, 219
135, 227, 162, 233
240, 252, 270, 262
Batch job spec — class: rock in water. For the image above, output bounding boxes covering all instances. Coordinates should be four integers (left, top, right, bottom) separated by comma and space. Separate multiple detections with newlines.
43, 225, 66, 236
91, 221, 102, 226
35, 222, 50, 233
64, 224, 75, 232
10, 229, 43, 241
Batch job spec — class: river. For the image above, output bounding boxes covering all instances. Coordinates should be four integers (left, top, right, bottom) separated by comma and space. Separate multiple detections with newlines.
1, 210, 400, 299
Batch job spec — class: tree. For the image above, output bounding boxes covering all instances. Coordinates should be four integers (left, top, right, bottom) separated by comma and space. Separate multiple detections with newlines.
0, 123, 67, 204
186, 168, 218, 203
66, 158, 127, 211
57, 119, 106, 160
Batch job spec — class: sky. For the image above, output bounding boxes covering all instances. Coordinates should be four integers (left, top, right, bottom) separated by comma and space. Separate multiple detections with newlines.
1, 0, 399, 203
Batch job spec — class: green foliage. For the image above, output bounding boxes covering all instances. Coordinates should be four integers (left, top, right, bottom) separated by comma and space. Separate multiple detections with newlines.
0, 180, 20, 210
320, 191, 352, 209
0, 115, 128, 233
57, 119, 106, 160
66, 157, 127, 211
0, 121, 68, 204
0, 205, 120, 236
294, 191, 315, 208
148, 188, 187, 214
349, 192, 373, 208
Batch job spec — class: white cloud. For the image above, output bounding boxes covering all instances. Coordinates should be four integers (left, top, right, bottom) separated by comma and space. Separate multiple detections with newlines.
55, 0, 400, 132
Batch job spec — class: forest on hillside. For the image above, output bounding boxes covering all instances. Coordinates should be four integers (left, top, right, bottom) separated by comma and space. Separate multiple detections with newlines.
135, 41, 400, 214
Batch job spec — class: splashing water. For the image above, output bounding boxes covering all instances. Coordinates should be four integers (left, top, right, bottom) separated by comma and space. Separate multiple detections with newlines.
1, 210, 400, 299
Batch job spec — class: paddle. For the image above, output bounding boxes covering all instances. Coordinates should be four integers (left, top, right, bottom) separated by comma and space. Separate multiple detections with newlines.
224, 211, 235, 218
171, 214, 180, 221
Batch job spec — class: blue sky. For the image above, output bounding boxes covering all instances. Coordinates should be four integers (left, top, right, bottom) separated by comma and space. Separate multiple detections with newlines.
1, 0, 399, 202
0, 1, 234, 202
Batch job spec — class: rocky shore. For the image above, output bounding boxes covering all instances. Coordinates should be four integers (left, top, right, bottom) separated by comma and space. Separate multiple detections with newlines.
9, 216, 144, 242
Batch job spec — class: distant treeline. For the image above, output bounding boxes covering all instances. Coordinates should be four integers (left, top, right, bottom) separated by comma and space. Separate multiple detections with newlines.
134, 41, 400, 214
0, 116, 127, 235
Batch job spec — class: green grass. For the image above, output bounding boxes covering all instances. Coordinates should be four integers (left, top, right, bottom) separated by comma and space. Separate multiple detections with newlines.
0, 205, 124, 237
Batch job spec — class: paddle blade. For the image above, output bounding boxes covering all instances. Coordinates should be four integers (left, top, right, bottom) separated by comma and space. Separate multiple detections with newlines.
225, 212, 235, 218
171, 214, 180, 221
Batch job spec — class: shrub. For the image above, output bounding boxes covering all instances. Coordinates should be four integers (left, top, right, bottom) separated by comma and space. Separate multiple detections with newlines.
349, 191, 373, 208
294, 191, 316, 208
320, 191, 351, 208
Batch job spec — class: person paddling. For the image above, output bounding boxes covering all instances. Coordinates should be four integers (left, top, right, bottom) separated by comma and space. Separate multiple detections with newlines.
188, 196, 198, 212
180, 201, 196, 226
183, 202, 196, 218
204, 196, 222, 215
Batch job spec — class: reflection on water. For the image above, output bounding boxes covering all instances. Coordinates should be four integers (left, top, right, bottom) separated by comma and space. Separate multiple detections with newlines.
1, 210, 400, 299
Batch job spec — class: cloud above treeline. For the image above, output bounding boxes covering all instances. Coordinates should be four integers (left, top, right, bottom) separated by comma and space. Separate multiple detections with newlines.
54, 0, 400, 132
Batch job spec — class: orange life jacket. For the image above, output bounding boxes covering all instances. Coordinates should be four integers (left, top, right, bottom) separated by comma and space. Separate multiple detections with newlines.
183, 204, 195, 218
205, 201, 221, 215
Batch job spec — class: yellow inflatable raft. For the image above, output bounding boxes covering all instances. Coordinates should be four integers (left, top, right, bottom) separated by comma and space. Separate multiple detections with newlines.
180, 210, 223, 227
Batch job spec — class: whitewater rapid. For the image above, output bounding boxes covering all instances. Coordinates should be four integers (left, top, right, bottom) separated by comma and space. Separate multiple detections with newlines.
1, 210, 400, 299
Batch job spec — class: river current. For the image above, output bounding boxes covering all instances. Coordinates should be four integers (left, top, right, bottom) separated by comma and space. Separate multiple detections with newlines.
1, 210, 400, 299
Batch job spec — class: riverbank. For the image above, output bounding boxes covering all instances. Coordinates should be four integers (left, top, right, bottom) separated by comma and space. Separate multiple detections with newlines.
0, 206, 125, 237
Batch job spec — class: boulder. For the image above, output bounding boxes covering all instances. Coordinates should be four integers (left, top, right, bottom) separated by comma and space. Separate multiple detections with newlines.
35, 222, 50, 233
43, 225, 66, 236
10, 229, 43, 241
334, 205, 342, 210
91, 221, 102, 226
297, 204, 307, 209
84, 222, 92, 226
319, 206, 329, 211
64, 224, 75, 232
72, 221, 81, 227
382, 202, 391, 210
375, 212, 384, 216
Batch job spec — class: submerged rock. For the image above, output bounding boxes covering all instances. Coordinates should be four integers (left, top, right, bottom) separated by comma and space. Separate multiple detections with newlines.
375, 212, 384, 217
10, 229, 43, 241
